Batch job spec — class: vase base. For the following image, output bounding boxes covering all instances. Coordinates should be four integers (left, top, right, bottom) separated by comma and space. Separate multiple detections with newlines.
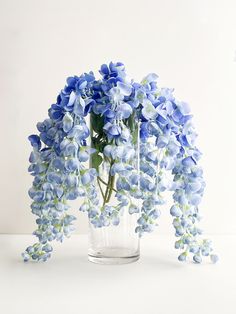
88, 254, 140, 265
88, 247, 140, 265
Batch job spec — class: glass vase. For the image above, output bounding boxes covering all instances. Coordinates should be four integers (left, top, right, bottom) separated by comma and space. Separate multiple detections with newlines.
88, 114, 140, 264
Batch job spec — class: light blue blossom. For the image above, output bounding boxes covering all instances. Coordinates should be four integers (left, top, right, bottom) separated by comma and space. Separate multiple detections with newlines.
210, 254, 219, 264
170, 205, 182, 217
178, 252, 187, 262
23, 62, 217, 265
62, 113, 73, 133
129, 204, 139, 214
141, 99, 157, 120
193, 254, 202, 263
103, 122, 121, 140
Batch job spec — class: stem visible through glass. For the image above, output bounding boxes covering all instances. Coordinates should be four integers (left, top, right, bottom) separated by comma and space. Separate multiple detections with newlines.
102, 161, 115, 206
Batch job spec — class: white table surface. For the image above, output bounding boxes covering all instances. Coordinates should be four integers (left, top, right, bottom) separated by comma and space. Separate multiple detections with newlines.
0, 234, 235, 314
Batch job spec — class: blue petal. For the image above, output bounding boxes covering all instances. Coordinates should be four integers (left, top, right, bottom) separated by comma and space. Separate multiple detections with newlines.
100, 64, 109, 76
73, 97, 86, 116
178, 253, 187, 262
67, 92, 76, 107
172, 109, 183, 123
117, 103, 133, 119
66, 188, 79, 200
128, 204, 139, 214
142, 99, 157, 120
62, 113, 73, 133
66, 76, 78, 88
28, 135, 41, 150
52, 158, 64, 170
182, 156, 196, 168
179, 101, 191, 115
210, 254, 219, 264
193, 255, 202, 263
77, 79, 87, 90
65, 158, 79, 172
170, 205, 182, 217
81, 172, 91, 185
117, 81, 132, 96
47, 172, 62, 184
189, 194, 201, 206
142, 73, 158, 84
156, 135, 169, 148
78, 150, 89, 162
110, 163, 126, 176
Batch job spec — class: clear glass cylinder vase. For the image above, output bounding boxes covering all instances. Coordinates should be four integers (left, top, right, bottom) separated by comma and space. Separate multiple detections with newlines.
88, 114, 140, 264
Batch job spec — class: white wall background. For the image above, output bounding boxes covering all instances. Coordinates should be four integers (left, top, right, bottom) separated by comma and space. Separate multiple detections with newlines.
0, 0, 235, 235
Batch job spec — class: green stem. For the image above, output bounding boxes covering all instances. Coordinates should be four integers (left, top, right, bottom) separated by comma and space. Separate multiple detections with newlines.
98, 176, 117, 193
103, 174, 111, 206
102, 161, 116, 206
106, 174, 115, 203
97, 177, 105, 200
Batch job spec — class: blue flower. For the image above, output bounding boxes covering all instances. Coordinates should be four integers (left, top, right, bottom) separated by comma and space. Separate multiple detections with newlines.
149, 209, 160, 219
117, 81, 132, 96
74, 97, 94, 117
188, 194, 201, 206
182, 156, 196, 168
66, 76, 78, 90
24, 62, 218, 264
140, 177, 155, 191
141, 99, 157, 120
112, 216, 120, 226
49, 104, 64, 120
67, 124, 90, 142
62, 113, 73, 133
81, 169, 97, 185
170, 205, 182, 217
141, 73, 158, 85
42, 244, 53, 253
92, 103, 110, 115
193, 254, 202, 263
103, 122, 121, 140
140, 122, 149, 139
88, 209, 98, 219
28, 135, 41, 150
116, 194, 129, 206
167, 140, 180, 156
47, 172, 62, 184
109, 88, 123, 104
186, 181, 201, 193
65, 158, 79, 172
52, 158, 64, 170
99, 64, 109, 77
60, 140, 78, 157
156, 135, 169, 148
116, 177, 130, 191
79, 203, 89, 212
178, 252, 187, 262
129, 173, 139, 185
110, 163, 126, 176
128, 204, 139, 214
40, 131, 54, 147
116, 103, 133, 119
66, 188, 80, 200
103, 145, 115, 158
178, 101, 191, 115
210, 254, 219, 264
78, 149, 89, 162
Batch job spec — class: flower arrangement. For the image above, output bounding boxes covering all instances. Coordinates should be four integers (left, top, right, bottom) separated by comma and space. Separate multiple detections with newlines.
22, 62, 218, 264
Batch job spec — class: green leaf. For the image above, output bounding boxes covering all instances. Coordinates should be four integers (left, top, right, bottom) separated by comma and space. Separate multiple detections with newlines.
91, 152, 103, 171
90, 112, 105, 135
91, 136, 107, 153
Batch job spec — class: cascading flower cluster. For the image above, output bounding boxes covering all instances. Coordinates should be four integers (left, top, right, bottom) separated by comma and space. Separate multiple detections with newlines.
22, 62, 218, 264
